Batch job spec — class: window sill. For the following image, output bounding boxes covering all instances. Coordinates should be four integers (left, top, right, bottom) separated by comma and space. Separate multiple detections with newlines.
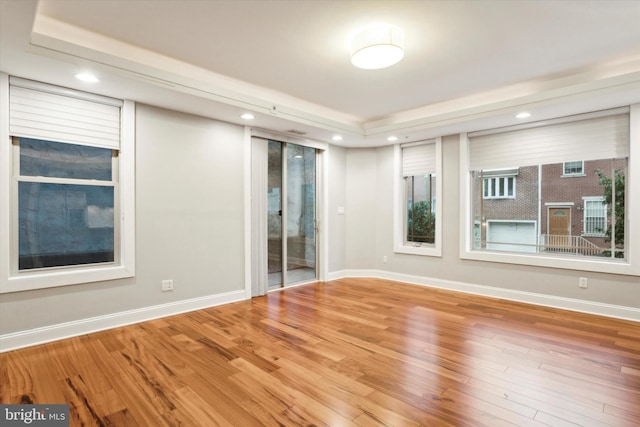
561, 174, 587, 178
460, 248, 638, 276
395, 244, 441, 257
1, 265, 134, 294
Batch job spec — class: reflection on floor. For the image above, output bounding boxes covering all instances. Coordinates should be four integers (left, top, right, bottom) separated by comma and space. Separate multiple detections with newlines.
268, 267, 316, 288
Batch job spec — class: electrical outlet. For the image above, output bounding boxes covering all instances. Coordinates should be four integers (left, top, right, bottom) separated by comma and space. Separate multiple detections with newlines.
578, 277, 588, 289
383, 256, 388, 263
162, 279, 174, 291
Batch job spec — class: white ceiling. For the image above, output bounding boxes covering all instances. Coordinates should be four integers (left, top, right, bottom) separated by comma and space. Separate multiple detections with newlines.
1, 0, 640, 147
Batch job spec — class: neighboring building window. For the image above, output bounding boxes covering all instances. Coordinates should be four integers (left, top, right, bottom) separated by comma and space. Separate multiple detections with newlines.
464, 107, 631, 272
483, 175, 515, 199
394, 139, 442, 256
1, 75, 135, 293
583, 197, 607, 236
563, 161, 584, 175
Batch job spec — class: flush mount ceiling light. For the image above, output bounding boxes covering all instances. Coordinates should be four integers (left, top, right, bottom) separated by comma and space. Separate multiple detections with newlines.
516, 111, 531, 119
351, 24, 404, 70
240, 113, 254, 120
332, 135, 343, 141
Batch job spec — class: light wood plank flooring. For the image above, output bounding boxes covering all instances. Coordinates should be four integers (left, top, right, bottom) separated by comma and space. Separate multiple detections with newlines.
1, 278, 639, 426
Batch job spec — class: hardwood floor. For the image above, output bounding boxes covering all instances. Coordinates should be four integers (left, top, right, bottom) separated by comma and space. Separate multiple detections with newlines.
1, 278, 639, 426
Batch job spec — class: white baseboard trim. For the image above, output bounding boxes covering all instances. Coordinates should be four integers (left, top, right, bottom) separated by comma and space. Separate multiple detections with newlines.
327, 269, 640, 322
0, 289, 246, 353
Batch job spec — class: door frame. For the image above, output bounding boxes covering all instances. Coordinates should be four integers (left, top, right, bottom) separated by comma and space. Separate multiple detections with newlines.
248, 130, 327, 297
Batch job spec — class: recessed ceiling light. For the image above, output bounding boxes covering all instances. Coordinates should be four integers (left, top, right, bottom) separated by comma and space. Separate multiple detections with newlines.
332, 135, 343, 141
516, 111, 531, 119
240, 113, 254, 120
351, 24, 404, 70
75, 73, 99, 83
387, 136, 399, 142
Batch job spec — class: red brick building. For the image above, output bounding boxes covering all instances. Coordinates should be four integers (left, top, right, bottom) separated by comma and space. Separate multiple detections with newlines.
472, 159, 626, 255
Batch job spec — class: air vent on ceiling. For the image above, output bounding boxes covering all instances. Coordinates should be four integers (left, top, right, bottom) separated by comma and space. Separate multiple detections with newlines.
286, 129, 307, 135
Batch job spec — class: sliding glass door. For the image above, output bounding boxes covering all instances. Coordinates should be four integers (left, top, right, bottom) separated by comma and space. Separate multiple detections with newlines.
267, 141, 283, 286
267, 140, 317, 288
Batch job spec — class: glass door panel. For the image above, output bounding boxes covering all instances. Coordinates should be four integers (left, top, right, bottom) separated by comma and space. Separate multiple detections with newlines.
267, 141, 283, 287
286, 144, 316, 284
267, 140, 317, 288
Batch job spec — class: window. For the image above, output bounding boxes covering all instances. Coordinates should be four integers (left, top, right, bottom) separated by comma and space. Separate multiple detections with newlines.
461, 106, 639, 275
406, 174, 436, 243
483, 175, 515, 199
583, 197, 606, 236
16, 138, 117, 270
1, 75, 135, 293
394, 139, 442, 256
563, 161, 584, 175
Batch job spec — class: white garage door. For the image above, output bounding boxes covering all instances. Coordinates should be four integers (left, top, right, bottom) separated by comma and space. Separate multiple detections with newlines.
487, 221, 537, 253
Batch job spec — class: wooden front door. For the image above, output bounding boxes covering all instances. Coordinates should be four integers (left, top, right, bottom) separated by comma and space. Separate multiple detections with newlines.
548, 207, 571, 251
549, 208, 571, 236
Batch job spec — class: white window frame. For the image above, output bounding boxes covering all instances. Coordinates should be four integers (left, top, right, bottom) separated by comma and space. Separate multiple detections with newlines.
460, 105, 640, 276
394, 137, 442, 257
0, 74, 136, 293
563, 160, 585, 176
582, 196, 607, 237
483, 175, 516, 199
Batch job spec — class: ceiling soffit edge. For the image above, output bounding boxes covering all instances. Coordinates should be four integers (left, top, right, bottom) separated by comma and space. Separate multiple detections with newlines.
30, 14, 363, 132
27, 12, 640, 146
365, 73, 640, 137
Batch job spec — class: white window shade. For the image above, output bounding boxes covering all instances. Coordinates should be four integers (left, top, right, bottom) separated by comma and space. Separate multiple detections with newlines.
9, 79, 122, 150
469, 110, 630, 171
402, 141, 436, 176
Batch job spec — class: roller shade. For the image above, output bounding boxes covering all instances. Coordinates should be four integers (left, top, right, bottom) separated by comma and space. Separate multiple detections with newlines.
9, 79, 122, 150
468, 111, 629, 171
402, 141, 436, 176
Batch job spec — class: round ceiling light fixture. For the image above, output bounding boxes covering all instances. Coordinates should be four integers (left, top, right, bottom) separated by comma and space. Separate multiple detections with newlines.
351, 24, 404, 70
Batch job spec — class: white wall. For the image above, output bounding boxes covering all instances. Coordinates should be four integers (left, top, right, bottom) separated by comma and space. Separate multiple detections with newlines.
337, 135, 640, 316
135, 105, 245, 298
344, 148, 378, 269
0, 104, 246, 338
327, 145, 347, 273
